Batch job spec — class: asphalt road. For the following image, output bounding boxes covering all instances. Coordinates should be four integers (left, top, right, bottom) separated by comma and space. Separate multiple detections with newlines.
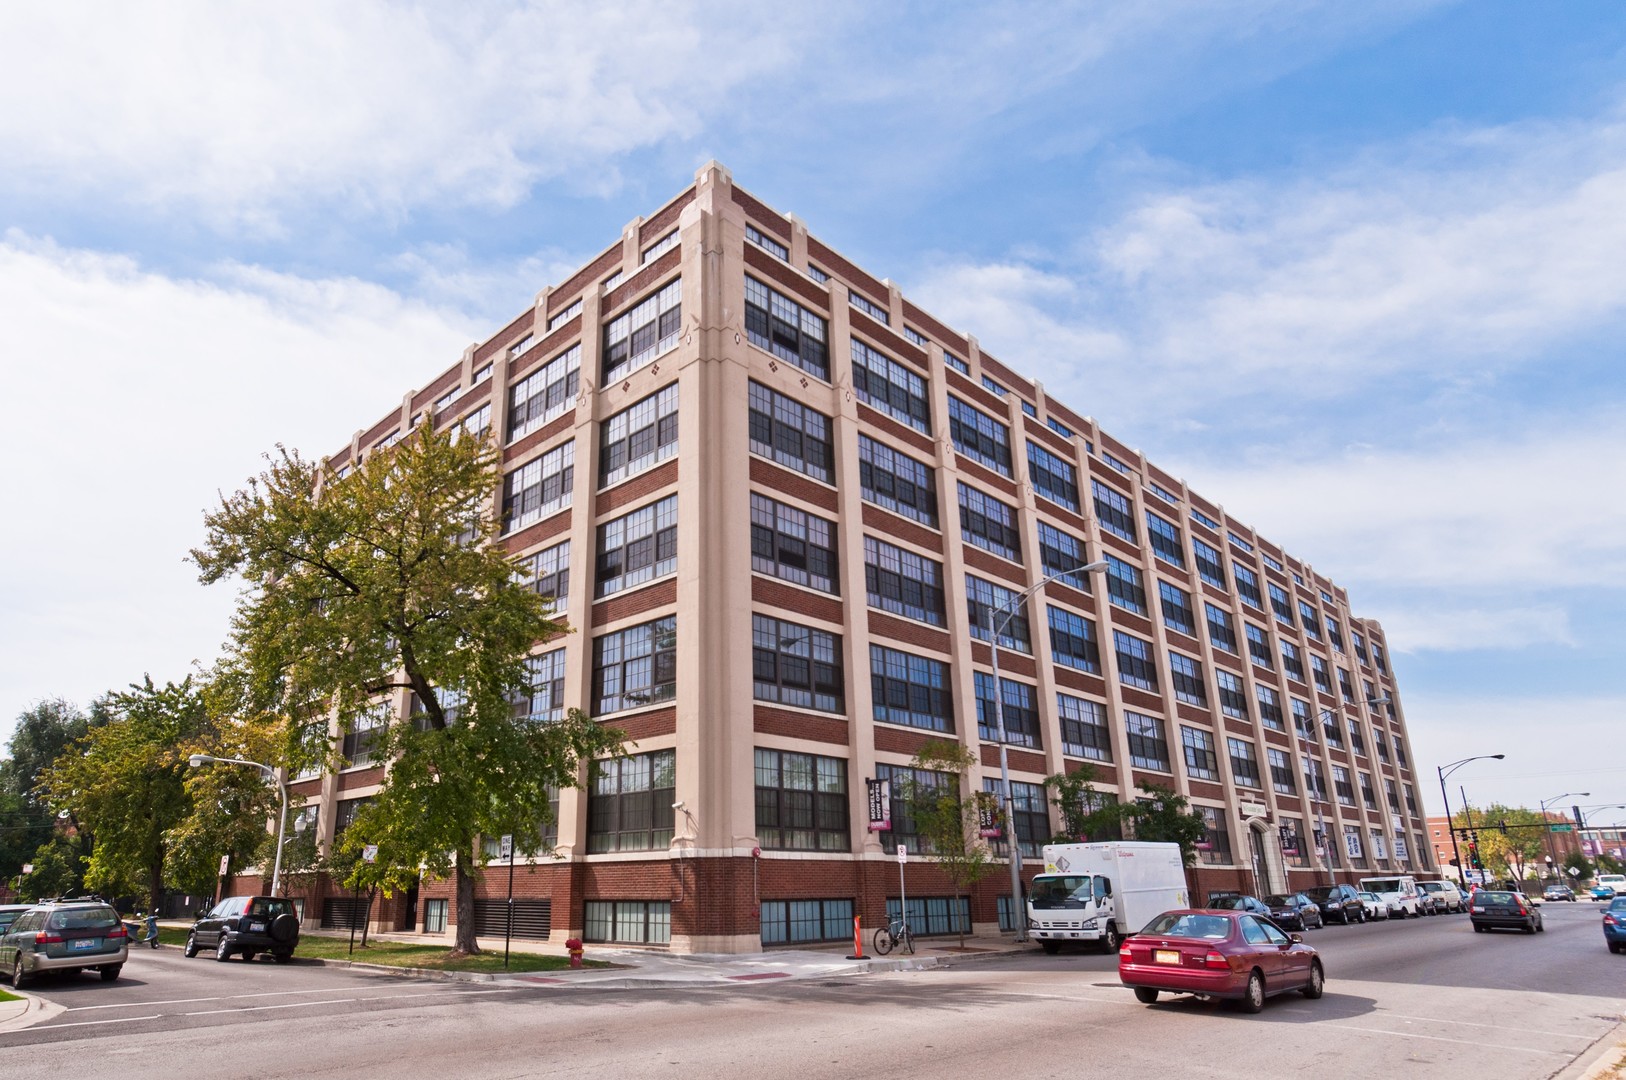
3, 901, 1622, 1080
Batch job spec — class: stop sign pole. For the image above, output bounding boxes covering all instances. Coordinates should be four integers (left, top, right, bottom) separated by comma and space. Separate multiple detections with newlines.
897, 843, 908, 931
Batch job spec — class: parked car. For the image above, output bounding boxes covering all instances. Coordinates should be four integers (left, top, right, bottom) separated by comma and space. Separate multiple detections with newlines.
1119, 909, 1324, 1013
0, 905, 31, 935
0, 899, 128, 986
1262, 893, 1324, 931
1604, 897, 1626, 954
1590, 885, 1617, 902
1417, 880, 1466, 913
1354, 891, 1391, 921
185, 895, 300, 963
1470, 889, 1544, 934
1304, 883, 1367, 924
1544, 885, 1576, 902
1360, 875, 1421, 918
1206, 893, 1274, 918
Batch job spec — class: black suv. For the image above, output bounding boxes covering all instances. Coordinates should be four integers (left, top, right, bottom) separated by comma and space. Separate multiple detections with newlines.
1304, 883, 1367, 924
185, 896, 299, 963
1206, 892, 1274, 918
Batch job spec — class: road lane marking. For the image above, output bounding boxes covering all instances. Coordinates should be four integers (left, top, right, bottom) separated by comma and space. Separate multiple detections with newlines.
33, 1014, 164, 1029
66, 985, 446, 1011
186, 999, 358, 1016
1313, 1022, 1578, 1056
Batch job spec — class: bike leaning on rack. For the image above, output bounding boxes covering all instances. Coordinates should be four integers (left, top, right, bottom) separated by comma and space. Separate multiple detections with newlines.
873, 916, 915, 956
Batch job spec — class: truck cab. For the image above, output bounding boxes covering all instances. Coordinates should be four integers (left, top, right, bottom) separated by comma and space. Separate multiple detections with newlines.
1026, 841, 1187, 955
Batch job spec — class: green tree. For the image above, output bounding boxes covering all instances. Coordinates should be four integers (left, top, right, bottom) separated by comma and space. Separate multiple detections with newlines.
902, 741, 997, 949
1082, 783, 1207, 866
1597, 852, 1624, 876
17, 833, 87, 902
1473, 805, 1547, 886
38, 677, 211, 906
164, 708, 288, 900
1, 698, 103, 885
192, 422, 622, 955
1560, 848, 1593, 883
1042, 765, 1110, 843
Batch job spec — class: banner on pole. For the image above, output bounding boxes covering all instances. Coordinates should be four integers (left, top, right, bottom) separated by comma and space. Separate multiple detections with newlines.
866, 778, 892, 832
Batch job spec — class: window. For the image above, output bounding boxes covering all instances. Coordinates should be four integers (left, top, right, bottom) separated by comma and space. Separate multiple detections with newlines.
1404, 784, 1418, 815
980, 375, 1006, 397
1245, 623, 1272, 669
1048, 606, 1099, 673
870, 645, 953, 732
1360, 771, 1376, 810
1104, 555, 1146, 615
1394, 734, 1407, 767
1256, 685, 1284, 730
1082, 485, 1137, 549
1228, 531, 1254, 553
1021, 398, 1038, 420
1229, 738, 1261, 788
1168, 652, 1207, 707
745, 223, 789, 260
1205, 603, 1238, 654
751, 494, 838, 593
1385, 778, 1401, 813
508, 345, 581, 442
1190, 507, 1220, 529
1269, 582, 1294, 626
587, 750, 676, 854
1369, 829, 1388, 862
1182, 727, 1219, 781
1343, 825, 1364, 863
1197, 806, 1231, 864
1347, 718, 1366, 756
760, 899, 854, 945
1332, 765, 1354, 806
1046, 416, 1073, 438
1281, 640, 1305, 683
604, 279, 682, 382
342, 708, 387, 768
1216, 670, 1248, 719
1159, 580, 1196, 636
600, 384, 678, 487
1304, 759, 1327, 802
423, 898, 448, 933
1325, 615, 1345, 652
1268, 748, 1296, 795
592, 616, 677, 715
807, 264, 830, 284
850, 290, 889, 324
1261, 552, 1283, 571
1338, 668, 1355, 703
982, 778, 1048, 859
975, 673, 1040, 749
755, 749, 849, 852
1300, 601, 1321, 640
502, 651, 563, 724
584, 900, 671, 945
1321, 705, 1342, 746
596, 496, 677, 597
641, 230, 678, 263
957, 483, 1021, 560
1126, 712, 1170, 771
1147, 480, 1179, 504
1311, 655, 1332, 694
1101, 451, 1133, 476
852, 339, 929, 432
1058, 694, 1111, 761
876, 763, 952, 853
1114, 632, 1157, 691
944, 351, 969, 375
864, 536, 945, 625
903, 325, 928, 347
1376, 735, 1391, 763
334, 796, 371, 839
1233, 564, 1262, 609
752, 614, 843, 713
1035, 522, 1092, 591
859, 435, 936, 525
746, 277, 828, 379
1192, 537, 1226, 588
1292, 698, 1314, 741
547, 298, 582, 332
1352, 630, 1369, 664
948, 397, 1011, 475
748, 381, 832, 483
1145, 511, 1184, 566
473, 362, 493, 384
967, 575, 1031, 652
1028, 443, 1080, 511
503, 441, 574, 532
515, 540, 569, 610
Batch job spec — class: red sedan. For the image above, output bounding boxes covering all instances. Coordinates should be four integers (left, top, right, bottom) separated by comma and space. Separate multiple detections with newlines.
1118, 909, 1325, 1013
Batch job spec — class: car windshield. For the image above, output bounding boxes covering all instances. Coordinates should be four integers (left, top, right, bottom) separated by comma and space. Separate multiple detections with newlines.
248, 898, 293, 918
1304, 887, 1339, 901
1364, 879, 1402, 892
0, 910, 26, 931
1262, 895, 1293, 906
1480, 891, 1517, 904
1141, 913, 1232, 940
46, 906, 120, 931
1357, 892, 1377, 901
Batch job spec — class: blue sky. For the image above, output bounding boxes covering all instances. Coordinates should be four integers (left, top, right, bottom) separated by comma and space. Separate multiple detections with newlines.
2, 1, 1622, 821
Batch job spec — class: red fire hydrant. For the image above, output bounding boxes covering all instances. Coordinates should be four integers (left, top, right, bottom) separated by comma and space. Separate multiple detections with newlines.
566, 937, 584, 969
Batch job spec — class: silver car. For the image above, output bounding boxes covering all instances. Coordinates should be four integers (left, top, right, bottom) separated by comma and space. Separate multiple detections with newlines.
0, 901, 129, 986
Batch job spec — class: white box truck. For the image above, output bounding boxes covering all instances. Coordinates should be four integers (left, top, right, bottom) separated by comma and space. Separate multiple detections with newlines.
1026, 841, 1189, 954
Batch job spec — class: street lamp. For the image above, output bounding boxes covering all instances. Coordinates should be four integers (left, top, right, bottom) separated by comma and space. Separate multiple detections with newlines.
1436, 754, 1504, 885
1302, 697, 1389, 883
985, 559, 1108, 942
188, 754, 289, 897
1539, 792, 1588, 880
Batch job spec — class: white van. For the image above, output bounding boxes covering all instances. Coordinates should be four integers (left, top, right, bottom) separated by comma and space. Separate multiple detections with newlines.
1360, 875, 1421, 918
1416, 879, 1465, 913
1597, 873, 1626, 896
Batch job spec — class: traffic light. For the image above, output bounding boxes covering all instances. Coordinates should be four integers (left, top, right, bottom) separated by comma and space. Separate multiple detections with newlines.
1468, 843, 1482, 870
1498, 820, 1508, 835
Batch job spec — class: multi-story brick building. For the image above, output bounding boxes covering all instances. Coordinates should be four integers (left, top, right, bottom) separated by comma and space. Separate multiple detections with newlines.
262, 162, 1429, 952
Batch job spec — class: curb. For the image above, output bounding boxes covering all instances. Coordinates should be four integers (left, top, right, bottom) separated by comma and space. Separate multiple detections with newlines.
0, 992, 66, 1034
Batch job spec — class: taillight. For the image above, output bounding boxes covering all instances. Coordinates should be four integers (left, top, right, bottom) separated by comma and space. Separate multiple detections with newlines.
108, 924, 128, 939
1204, 951, 1230, 970
34, 932, 64, 944
1119, 945, 1133, 959
1605, 914, 1618, 927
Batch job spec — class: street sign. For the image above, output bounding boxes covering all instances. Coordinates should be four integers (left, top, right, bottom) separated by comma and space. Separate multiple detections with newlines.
20, 863, 31, 874
1549, 823, 1573, 833
218, 854, 229, 876
362, 844, 378, 863
499, 834, 513, 859
1568, 866, 1581, 877
897, 844, 908, 865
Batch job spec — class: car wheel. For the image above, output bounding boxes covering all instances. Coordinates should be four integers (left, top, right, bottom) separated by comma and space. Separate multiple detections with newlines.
242, 951, 258, 963
1609, 942, 1621, 954
1302, 960, 1324, 999
1040, 941, 1060, 955
1474, 923, 1485, 932
272, 951, 293, 964
215, 935, 234, 961
1535, 918, 1544, 933
99, 964, 121, 982
11, 956, 28, 990
1100, 924, 1122, 954
1240, 970, 1266, 1014
183, 933, 199, 958
1133, 987, 1159, 1004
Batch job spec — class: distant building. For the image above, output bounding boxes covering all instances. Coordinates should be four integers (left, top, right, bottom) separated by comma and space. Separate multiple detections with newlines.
244, 163, 1428, 951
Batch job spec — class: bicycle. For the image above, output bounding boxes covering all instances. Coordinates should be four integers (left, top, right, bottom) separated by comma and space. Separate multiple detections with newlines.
872, 917, 915, 956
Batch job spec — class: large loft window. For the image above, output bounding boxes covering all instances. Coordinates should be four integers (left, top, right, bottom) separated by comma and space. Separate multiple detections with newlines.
852, 339, 930, 433
1114, 632, 1157, 692
1169, 651, 1207, 707
600, 383, 678, 487
1159, 580, 1196, 636
1047, 606, 1099, 673
948, 397, 1011, 476
591, 616, 676, 715
975, 673, 1040, 749
745, 276, 827, 380
966, 574, 1030, 652
1092, 481, 1136, 543
1126, 712, 1170, 772
1233, 564, 1263, 610
1027, 442, 1080, 511
595, 495, 678, 597
1104, 555, 1146, 615
604, 279, 682, 382
514, 539, 569, 611
755, 749, 849, 852
859, 435, 936, 526
515, 650, 566, 723
750, 494, 839, 594
748, 381, 833, 484
864, 536, 945, 625
958, 483, 1021, 561
508, 345, 581, 442
502, 441, 574, 533
1035, 522, 1092, 592
1146, 510, 1184, 567
870, 645, 952, 732
1057, 694, 1111, 761
1192, 537, 1226, 589
587, 749, 675, 852
752, 614, 843, 713
1182, 726, 1219, 782
1205, 603, 1239, 654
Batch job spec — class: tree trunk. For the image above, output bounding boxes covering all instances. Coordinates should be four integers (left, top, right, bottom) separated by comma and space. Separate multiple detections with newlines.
452, 847, 481, 955
360, 887, 376, 947
957, 890, 966, 950
148, 860, 164, 915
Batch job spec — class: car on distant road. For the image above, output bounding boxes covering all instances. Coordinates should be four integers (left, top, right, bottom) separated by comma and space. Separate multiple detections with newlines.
1544, 885, 1576, 902
1119, 909, 1324, 1013
1590, 885, 1616, 902
1206, 893, 1274, 918
1417, 880, 1465, 913
1470, 889, 1544, 934
1354, 891, 1391, 920
1304, 884, 1367, 925
1604, 897, 1626, 954
0, 905, 31, 935
185, 895, 300, 963
1261, 893, 1324, 931
0, 899, 128, 985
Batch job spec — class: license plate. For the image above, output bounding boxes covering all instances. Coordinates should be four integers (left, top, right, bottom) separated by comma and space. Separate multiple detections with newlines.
1155, 949, 1180, 965
71, 938, 99, 951
248, 921, 266, 932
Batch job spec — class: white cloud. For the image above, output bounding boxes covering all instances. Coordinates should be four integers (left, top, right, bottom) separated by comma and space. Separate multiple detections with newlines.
1374, 606, 1577, 654
0, 232, 481, 732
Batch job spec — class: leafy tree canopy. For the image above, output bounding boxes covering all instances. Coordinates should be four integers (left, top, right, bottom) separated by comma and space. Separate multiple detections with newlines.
191, 422, 622, 954
904, 741, 997, 949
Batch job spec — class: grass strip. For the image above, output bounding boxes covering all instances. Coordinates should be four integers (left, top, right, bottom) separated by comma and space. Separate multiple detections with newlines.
156, 926, 606, 973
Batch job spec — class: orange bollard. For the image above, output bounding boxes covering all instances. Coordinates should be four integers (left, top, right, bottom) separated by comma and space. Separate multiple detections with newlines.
846, 915, 864, 960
